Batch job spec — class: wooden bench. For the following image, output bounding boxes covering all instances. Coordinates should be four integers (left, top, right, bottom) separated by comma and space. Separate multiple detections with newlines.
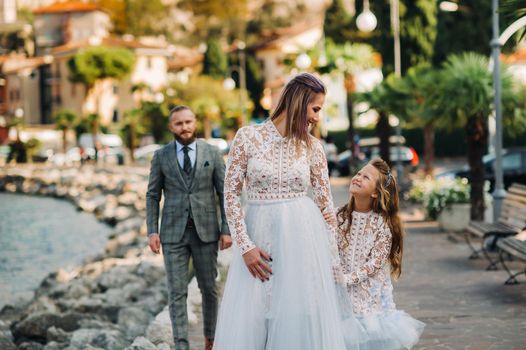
465, 183, 526, 270
497, 234, 526, 284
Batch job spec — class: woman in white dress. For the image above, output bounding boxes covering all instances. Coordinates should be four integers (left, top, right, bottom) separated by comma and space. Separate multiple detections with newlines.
213, 73, 347, 350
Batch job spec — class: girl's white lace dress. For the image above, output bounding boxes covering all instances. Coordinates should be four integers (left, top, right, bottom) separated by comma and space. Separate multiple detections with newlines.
338, 210, 425, 350
213, 120, 347, 350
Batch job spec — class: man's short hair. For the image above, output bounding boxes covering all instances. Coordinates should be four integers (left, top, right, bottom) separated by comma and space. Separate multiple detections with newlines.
168, 105, 194, 122
169, 105, 192, 115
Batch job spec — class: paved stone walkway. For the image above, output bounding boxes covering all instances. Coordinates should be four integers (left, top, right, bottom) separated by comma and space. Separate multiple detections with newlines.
187, 182, 526, 350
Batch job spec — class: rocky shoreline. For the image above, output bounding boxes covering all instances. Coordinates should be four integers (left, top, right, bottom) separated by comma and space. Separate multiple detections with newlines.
0, 165, 229, 350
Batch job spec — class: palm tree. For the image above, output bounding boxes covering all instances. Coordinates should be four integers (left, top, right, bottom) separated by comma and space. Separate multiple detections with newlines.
501, 0, 526, 40
315, 41, 378, 165
53, 109, 78, 154
354, 74, 407, 166
431, 52, 522, 220
396, 66, 442, 175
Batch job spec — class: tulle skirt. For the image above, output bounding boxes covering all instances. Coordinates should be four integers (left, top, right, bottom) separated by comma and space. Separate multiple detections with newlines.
342, 310, 425, 350
213, 196, 347, 350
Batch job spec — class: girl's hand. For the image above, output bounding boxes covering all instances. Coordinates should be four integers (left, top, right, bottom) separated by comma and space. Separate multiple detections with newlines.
322, 208, 336, 226
242, 247, 273, 281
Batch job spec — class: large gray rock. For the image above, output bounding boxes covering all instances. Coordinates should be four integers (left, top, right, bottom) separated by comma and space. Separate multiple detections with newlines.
134, 289, 167, 316
0, 329, 16, 350
145, 307, 174, 347
118, 307, 152, 341
97, 266, 140, 291
23, 297, 59, 317
125, 336, 157, 350
12, 312, 84, 341
134, 262, 165, 285
17, 341, 45, 350
46, 326, 70, 343
43, 341, 68, 350
114, 217, 145, 234
68, 328, 127, 349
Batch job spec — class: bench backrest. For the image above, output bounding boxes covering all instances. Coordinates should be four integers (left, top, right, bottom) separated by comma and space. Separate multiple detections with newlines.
500, 183, 526, 231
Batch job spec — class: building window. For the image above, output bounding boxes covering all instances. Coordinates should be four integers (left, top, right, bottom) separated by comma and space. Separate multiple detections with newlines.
71, 83, 76, 97
147, 57, 152, 69
113, 85, 119, 94
112, 109, 119, 122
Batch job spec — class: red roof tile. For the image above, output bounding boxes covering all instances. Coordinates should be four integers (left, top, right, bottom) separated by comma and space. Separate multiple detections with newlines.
33, 1, 99, 14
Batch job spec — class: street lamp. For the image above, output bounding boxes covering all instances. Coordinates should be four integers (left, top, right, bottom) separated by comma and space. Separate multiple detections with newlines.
295, 53, 312, 71
356, 0, 377, 32
356, 0, 403, 181
491, 0, 506, 221
390, 0, 404, 183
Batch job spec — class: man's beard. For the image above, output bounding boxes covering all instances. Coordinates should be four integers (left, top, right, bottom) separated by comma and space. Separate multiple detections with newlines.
174, 132, 196, 145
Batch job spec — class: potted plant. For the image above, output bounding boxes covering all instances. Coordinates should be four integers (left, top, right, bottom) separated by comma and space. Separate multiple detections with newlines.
407, 177, 471, 231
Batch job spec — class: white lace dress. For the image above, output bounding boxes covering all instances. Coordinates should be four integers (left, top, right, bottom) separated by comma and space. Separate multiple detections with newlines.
338, 210, 425, 350
213, 120, 347, 350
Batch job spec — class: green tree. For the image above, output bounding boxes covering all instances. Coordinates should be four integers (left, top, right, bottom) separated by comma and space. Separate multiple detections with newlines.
97, 0, 170, 37
432, 0, 492, 66
53, 109, 78, 154
141, 101, 169, 143
178, 0, 249, 41
202, 38, 228, 79
501, 0, 526, 40
392, 66, 443, 174
365, 0, 437, 76
169, 76, 251, 137
314, 40, 378, 166
120, 108, 146, 163
323, 0, 354, 44
68, 46, 135, 159
431, 52, 525, 220
354, 75, 407, 164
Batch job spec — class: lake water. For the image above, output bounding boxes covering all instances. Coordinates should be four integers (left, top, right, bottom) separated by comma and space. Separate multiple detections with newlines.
0, 193, 111, 308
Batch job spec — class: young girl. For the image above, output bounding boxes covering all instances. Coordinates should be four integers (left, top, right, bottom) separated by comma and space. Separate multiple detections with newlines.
336, 158, 424, 350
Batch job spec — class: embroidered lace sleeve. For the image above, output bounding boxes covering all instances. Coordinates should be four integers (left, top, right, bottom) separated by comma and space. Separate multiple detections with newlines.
224, 127, 256, 255
310, 140, 336, 226
346, 220, 392, 285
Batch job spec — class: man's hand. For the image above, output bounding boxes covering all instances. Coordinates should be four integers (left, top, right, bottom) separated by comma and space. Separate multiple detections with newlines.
148, 234, 161, 254
242, 247, 273, 282
219, 234, 232, 250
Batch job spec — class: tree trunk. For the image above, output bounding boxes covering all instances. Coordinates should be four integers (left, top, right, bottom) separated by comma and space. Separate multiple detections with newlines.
203, 116, 211, 139
62, 128, 68, 154
466, 113, 488, 221
91, 119, 98, 162
423, 122, 435, 175
129, 124, 135, 163
346, 92, 355, 160
376, 111, 391, 165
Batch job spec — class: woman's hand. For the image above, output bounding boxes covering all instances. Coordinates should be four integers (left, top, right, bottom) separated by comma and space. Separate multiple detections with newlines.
242, 247, 273, 282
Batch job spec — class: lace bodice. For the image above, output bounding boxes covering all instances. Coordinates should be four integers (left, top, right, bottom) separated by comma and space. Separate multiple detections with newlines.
224, 120, 335, 254
337, 209, 396, 315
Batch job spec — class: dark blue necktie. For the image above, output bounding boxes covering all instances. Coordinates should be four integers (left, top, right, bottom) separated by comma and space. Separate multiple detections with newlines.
182, 146, 192, 175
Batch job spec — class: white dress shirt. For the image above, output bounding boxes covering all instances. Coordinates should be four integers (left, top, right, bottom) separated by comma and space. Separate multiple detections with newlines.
175, 140, 197, 169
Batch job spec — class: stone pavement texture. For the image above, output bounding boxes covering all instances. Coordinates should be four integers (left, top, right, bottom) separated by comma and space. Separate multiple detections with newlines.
187, 182, 526, 350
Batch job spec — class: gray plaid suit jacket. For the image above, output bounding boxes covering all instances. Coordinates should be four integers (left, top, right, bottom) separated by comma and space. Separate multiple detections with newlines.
146, 140, 230, 243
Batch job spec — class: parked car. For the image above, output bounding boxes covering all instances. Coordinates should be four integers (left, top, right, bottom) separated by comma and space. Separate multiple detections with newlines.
335, 136, 419, 176
78, 133, 125, 165
133, 144, 162, 164
437, 148, 526, 189
203, 137, 229, 155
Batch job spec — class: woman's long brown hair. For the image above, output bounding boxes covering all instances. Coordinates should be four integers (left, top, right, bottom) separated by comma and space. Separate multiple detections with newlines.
270, 73, 326, 148
336, 159, 404, 279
